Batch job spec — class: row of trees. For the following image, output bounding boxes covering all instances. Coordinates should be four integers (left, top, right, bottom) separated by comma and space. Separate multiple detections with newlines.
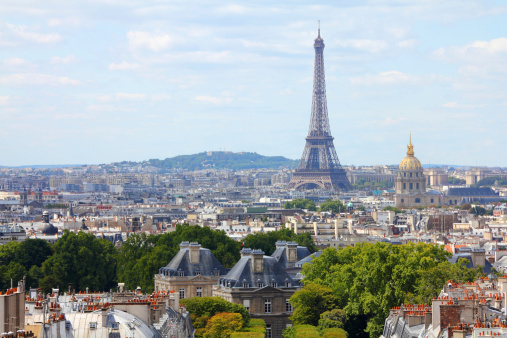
0, 225, 316, 293
288, 242, 485, 338
284, 198, 347, 214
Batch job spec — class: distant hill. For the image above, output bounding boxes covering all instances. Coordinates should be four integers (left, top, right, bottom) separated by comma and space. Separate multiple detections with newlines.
119, 152, 299, 170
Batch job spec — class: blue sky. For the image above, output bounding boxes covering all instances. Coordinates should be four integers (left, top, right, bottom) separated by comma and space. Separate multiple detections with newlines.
1, 0, 506, 167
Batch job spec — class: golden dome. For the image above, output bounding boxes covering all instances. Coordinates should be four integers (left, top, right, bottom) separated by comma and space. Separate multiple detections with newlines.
399, 134, 423, 170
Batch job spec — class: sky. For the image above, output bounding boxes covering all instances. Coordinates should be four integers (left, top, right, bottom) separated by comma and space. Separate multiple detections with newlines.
1, 0, 506, 167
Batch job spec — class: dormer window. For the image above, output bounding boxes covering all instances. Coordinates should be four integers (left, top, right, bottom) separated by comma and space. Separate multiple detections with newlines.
195, 271, 201, 276
257, 282, 264, 288
214, 270, 219, 277
243, 282, 249, 288
178, 271, 184, 277
271, 282, 277, 288
285, 282, 291, 288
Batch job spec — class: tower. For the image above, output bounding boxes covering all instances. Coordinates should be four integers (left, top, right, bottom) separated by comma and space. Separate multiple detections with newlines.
287, 28, 351, 191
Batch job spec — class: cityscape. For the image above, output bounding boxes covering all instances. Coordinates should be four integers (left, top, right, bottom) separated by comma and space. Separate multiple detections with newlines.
1, 1, 507, 338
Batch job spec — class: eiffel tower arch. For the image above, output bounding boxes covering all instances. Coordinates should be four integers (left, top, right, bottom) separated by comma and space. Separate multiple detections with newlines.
287, 28, 351, 191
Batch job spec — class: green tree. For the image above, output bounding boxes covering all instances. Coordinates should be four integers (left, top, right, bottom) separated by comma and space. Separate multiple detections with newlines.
319, 199, 346, 214
204, 312, 244, 338
383, 206, 404, 214
290, 283, 339, 326
318, 309, 346, 330
42, 230, 117, 292
284, 199, 317, 211
242, 228, 317, 255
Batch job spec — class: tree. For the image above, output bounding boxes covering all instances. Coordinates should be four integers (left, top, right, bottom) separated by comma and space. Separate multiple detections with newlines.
383, 206, 404, 214
318, 309, 346, 330
204, 312, 244, 338
300, 243, 483, 338
319, 199, 345, 214
42, 230, 117, 292
242, 229, 317, 255
470, 206, 487, 216
290, 283, 339, 326
284, 199, 317, 211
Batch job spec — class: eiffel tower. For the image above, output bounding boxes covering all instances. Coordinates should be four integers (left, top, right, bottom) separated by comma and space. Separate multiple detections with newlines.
287, 27, 351, 191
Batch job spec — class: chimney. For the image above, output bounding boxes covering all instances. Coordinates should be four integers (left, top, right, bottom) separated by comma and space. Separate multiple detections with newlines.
313, 222, 318, 238
287, 242, 298, 263
471, 248, 486, 268
424, 311, 432, 330
179, 241, 190, 250
241, 248, 252, 258
189, 242, 201, 264
102, 308, 108, 328
334, 220, 339, 240
251, 249, 265, 273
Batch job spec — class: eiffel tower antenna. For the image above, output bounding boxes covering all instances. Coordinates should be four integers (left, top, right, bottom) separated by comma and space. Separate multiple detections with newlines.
287, 27, 351, 191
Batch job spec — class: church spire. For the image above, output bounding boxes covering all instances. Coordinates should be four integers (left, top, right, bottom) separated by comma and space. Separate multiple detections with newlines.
407, 133, 414, 157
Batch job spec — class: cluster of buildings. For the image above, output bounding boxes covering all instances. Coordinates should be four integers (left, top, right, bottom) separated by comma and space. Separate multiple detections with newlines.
382, 276, 507, 338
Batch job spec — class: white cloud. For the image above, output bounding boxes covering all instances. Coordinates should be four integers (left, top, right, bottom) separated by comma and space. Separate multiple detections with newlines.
6, 23, 62, 44
50, 55, 77, 64
349, 71, 418, 86
115, 92, 146, 100
195, 96, 233, 105
127, 31, 174, 52
434, 38, 507, 61
0, 73, 81, 86
335, 39, 389, 53
151, 94, 171, 101
47, 17, 83, 27
216, 5, 249, 14
3, 57, 28, 66
0, 96, 9, 105
108, 61, 141, 70
442, 102, 486, 109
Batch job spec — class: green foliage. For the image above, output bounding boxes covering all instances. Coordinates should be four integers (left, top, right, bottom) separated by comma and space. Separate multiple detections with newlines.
318, 309, 346, 330
352, 179, 393, 191
290, 284, 339, 326
45, 203, 68, 209
180, 297, 250, 327
470, 206, 487, 216
448, 177, 465, 185
41, 230, 117, 292
284, 199, 317, 211
117, 152, 298, 170
230, 333, 264, 338
321, 328, 348, 338
241, 319, 266, 334
117, 225, 241, 292
319, 199, 345, 214
383, 206, 404, 214
283, 324, 321, 338
473, 176, 507, 187
301, 243, 484, 338
203, 312, 244, 338
242, 228, 317, 255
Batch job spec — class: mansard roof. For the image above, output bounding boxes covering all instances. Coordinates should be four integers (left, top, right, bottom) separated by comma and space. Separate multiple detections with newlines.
219, 250, 297, 289
271, 241, 312, 268
159, 242, 228, 277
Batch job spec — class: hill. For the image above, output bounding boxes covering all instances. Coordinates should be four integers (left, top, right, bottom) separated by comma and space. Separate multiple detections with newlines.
119, 152, 299, 170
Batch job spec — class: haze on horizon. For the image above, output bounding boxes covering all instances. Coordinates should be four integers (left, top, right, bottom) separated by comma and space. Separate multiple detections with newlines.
1, 0, 506, 167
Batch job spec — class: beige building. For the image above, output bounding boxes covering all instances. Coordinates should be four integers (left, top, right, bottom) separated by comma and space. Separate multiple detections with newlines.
1, 280, 25, 334
424, 168, 448, 186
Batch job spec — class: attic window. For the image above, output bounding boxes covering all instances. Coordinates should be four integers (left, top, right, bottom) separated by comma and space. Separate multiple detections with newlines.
271, 282, 277, 288
285, 282, 291, 288
195, 271, 201, 276
257, 282, 264, 288
89, 322, 97, 329
214, 270, 219, 277
178, 271, 184, 277
243, 282, 249, 288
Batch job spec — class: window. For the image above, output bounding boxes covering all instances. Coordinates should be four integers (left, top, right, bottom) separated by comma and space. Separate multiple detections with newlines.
285, 282, 291, 288
271, 282, 277, 288
178, 271, 184, 277
416, 183, 419, 189
196, 287, 202, 297
409, 183, 413, 189
404, 172, 406, 177
286, 299, 293, 313
257, 282, 264, 288
264, 299, 271, 313
266, 324, 272, 338
415, 198, 421, 203
243, 299, 250, 311
431, 198, 434, 203
403, 183, 406, 189
416, 172, 418, 177
243, 282, 249, 288
410, 172, 412, 177
214, 270, 220, 277
195, 271, 201, 276
401, 199, 404, 203
179, 288, 185, 299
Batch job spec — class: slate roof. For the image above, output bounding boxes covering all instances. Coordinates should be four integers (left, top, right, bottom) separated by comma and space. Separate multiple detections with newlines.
295, 251, 323, 268
271, 241, 312, 268
159, 242, 227, 277
219, 249, 297, 289
447, 188, 498, 197
448, 251, 492, 274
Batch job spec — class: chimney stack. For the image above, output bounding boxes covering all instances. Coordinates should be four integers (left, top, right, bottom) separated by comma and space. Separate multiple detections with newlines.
189, 242, 201, 264
251, 249, 265, 273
